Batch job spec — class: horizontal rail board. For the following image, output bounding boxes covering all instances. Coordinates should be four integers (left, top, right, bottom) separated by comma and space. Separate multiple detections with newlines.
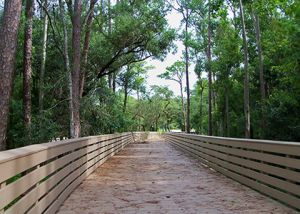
43, 139, 130, 214
167, 139, 300, 209
0, 135, 131, 209
167, 134, 300, 169
0, 134, 131, 183
164, 135, 300, 182
6, 137, 131, 214
164, 133, 300, 210
165, 136, 300, 197
0, 132, 143, 214
169, 133, 300, 156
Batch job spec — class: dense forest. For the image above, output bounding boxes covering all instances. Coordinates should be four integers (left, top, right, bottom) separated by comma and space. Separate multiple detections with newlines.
0, 0, 299, 150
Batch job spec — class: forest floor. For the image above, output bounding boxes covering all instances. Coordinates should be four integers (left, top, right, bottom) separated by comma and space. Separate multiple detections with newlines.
58, 133, 297, 214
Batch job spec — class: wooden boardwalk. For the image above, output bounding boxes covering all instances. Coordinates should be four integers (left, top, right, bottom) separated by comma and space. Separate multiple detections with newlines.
57, 133, 296, 214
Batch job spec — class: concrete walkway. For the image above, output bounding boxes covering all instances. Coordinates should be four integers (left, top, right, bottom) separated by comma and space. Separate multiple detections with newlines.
58, 133, 297, 214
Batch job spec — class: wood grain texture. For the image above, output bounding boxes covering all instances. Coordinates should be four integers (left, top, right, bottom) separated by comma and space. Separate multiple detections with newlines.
164, 133, 300, 210
0, 133, 133, 213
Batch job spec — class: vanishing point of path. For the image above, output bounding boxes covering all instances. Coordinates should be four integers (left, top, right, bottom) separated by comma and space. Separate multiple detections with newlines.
58, 133, 297, 214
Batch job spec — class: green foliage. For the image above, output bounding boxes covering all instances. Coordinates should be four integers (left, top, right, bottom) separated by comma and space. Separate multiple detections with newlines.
81, 87, 127, 135
266, 89, 300, 141
158, 61, 185, 83
190, 80, 208, 134
5, 0, 177, 149
4, 0, 300, 150
88, 0, 176, 80
188, 0, 300, 140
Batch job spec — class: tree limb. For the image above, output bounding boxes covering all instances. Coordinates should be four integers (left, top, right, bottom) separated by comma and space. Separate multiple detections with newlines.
36, 0, 64, 55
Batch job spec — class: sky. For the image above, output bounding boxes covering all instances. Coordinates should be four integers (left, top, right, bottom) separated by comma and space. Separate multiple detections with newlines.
146, 10, 198, 97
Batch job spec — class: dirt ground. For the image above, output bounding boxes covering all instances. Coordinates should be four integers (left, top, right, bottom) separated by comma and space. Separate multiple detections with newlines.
57, 133, 297, 214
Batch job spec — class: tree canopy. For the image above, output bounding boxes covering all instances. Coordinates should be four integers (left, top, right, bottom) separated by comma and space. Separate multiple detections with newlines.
0, 0, 299, 150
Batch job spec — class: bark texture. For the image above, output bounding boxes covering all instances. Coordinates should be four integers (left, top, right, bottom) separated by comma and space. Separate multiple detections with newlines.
112, 72, 117, 93
39, 0, 49, 113
71, 0, 82, 138
23, 0, 35, 129
0, 0, 22, 150
123, 82, 128, 113
239, 0, 251, 138
179, 82, 186, 131
80, 0, 97, 97
199, 82, 204, 134
225, 84, 230, 137
59, 0, 73, 137
252, 9, 266, 138
185, 8, 190, 133
207, 0, 213, 136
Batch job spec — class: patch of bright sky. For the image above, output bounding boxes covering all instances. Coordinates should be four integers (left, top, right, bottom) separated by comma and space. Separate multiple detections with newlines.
146, 10, 198, 97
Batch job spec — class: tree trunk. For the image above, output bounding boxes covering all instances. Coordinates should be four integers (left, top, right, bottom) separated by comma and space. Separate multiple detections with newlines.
80, 0, 97, 98
23, 0, 35, 131
39, 0, 49, 113
0, 0, 22, 150
225, 84, 230, 137
113, 72, 117, 93
185, 9, 191, 133
137, 89, 140, 131
71, 0, 82, 138
155, 114, 160, 131
108, 0, 112, 32
59, 0, 73, 137
207, 0, 213, 136
199, 82, 204, 134
179, 82, 186, 131
252, 9, 266, 138
108, 74, 112, 89
123, 82, 128, 113
239, 0, 251, 138
212, 73, 218, 134
107, 0, 113, 91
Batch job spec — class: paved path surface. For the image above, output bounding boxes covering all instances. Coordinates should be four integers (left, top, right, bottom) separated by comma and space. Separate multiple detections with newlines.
58, 133, 297, 214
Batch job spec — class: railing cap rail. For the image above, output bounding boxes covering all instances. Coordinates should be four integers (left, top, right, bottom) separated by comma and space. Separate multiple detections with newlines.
0, 133, 129, 164
167, 132, 300, 146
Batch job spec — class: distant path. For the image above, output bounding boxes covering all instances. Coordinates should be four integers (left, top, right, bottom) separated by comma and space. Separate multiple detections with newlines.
58, 133, 296, 214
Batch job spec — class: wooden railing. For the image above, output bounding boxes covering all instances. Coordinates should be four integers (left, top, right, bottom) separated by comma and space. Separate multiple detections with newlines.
132, 132, 149, 143
164, 133, 300, 210
0, 132, 138, 214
